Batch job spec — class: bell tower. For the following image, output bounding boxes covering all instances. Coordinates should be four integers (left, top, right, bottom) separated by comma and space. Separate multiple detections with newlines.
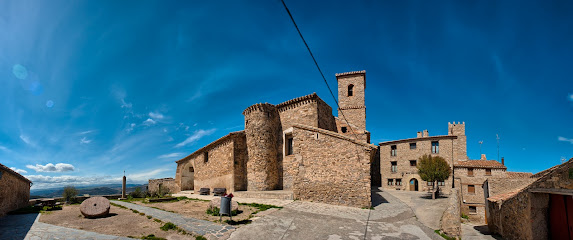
336, 70, 366, 130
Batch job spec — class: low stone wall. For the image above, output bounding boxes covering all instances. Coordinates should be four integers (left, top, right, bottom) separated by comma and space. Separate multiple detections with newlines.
440, 187, 461, 238
0, 165, 31, 216
148, 178, 178, 195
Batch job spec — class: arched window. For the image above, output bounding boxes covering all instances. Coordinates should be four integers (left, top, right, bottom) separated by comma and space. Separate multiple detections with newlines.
348, 84, 354, 96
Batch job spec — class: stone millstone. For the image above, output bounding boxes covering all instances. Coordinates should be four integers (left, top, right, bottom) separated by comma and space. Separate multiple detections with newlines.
80, 197, 110, 218
208, 198, 239, 212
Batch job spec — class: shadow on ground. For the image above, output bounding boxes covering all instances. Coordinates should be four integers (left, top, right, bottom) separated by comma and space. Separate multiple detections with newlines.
371, 188, 389, 207
473, 225, 504, 240
0, 213, 38, 239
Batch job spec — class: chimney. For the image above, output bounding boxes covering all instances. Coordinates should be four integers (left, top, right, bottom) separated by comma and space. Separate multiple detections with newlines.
423, 130, 429, 137
481, 154, 487, 160
417, 131, 422, 138
501, 157, 505, 165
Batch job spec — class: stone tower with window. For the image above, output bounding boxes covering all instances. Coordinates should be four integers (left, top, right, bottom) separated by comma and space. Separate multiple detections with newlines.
337, 70, 366, 130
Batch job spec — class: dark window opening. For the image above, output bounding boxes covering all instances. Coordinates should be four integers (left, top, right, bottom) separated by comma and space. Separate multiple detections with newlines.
410, 160, 417, 167
391, 145, 397, 156
391, 161, 397, 173
341, 127, 347, 133
387, 179, 394, 186
348, 84, 354, 96
468, 185, 475, 193
189, 167, 194, 172
469, 206, 477, 213
204, 151, 209, 163
286, 136, 293, 155
468, 168, 474, 176
431, 141, 439, 153
410, 142, 416, 149
396, 179, 402, 186
486, 169, 491, 176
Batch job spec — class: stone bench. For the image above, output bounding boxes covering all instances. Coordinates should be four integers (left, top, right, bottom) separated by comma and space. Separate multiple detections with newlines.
199, 188, 210, 195
213, 188, 227, 196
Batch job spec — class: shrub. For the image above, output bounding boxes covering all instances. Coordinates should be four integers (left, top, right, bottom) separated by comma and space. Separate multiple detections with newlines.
461, 213, 469, 219
147, 215, 152, 219
63, 186, 79, 203
130, 187, 147, 198
195, 236, 207, 240
160, 222, 177, 231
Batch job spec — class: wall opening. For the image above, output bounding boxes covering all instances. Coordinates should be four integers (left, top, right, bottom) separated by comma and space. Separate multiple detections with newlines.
348, 84, 354, 96
409, 178, 419, 191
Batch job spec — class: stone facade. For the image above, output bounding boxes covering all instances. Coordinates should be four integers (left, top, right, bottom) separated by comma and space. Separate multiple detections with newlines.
148, 178, 178, 195
173, 71, 373, 207
440, 188, 461, 238
486, 158, 573, 240
0, 163, 31, 217
379, 123, 468, 194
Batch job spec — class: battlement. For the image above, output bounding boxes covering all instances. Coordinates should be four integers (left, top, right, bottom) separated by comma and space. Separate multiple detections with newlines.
242, 103, 277, 116
335, 70, 366, 77
448, 121, 466, 136
276, 93, 321, 112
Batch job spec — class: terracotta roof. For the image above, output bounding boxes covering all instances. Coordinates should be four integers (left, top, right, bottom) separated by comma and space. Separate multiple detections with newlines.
506, 172, 534, 179
379, 135, 457, 145
335, 70, 366, 77
454, 160, 507, 169
0, 163, 32, 183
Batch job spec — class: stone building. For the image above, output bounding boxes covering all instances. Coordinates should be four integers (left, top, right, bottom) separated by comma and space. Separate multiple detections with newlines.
379, 122, 468, 194
0, 163, 32, 216
148, 178, 178, 195
486, 158, 573, 240
171, 71, 379, 208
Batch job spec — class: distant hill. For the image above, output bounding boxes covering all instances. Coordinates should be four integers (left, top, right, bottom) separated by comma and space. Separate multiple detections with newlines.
30, 184, 148, 199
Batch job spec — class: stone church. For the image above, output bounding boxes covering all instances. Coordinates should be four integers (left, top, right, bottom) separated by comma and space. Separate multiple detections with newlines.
173, 71, 380, 207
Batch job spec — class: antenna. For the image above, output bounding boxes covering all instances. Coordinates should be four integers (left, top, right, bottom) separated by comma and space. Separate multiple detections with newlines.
479, 141, 483, 156
496, 134, 500, 161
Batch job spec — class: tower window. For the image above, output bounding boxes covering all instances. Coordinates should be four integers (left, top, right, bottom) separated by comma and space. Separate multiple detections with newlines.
286, 135, 293, 155
348, 84, 354, 96
341, 127, 347, 133
204, 151, 209, 163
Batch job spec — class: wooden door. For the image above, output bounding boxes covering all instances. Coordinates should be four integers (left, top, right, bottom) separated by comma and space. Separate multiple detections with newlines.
549, 194, 573, 239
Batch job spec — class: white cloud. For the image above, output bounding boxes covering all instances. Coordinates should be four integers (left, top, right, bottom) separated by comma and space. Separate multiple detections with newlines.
0, 145, 9, 152
19, 134, 32, 145
558, 136, 573, 144
120, 98, 132, 109
77, 130, 96, 135
149, 112, 164, 120
158, 152, 183, 159
175, 129, 216, 148
26, 163, 75, 172
143, 118, 156, 126
9, 167, 27, 174
80, 137, 92, 144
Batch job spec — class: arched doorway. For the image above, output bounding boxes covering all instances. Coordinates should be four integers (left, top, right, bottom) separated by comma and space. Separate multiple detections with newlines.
409, 178, 419, 191
181, 163, 194, 191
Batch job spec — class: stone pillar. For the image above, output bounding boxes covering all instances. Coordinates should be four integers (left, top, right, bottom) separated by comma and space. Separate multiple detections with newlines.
122, 174, 126, 199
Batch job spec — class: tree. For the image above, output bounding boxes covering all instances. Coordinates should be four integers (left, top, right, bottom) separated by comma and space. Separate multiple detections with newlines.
417, 154, 451, 199
63, 186, 79, 203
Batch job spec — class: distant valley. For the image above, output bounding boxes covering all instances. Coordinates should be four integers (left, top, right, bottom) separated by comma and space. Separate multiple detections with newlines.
30, 184, 148, 199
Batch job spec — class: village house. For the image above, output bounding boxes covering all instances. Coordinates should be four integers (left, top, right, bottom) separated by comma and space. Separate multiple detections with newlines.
0, 163, 32, 216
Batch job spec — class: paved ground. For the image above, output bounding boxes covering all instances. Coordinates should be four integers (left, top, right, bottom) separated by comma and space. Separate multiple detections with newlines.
229, 188, 443, 240
110, 200, 234, 239
172, 192, 294, 207
383, 189, 450, 230
0, 213, 130, 240
461, 223, 502, 240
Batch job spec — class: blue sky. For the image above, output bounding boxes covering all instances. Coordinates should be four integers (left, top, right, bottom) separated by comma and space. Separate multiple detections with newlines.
0, 0, 571, 189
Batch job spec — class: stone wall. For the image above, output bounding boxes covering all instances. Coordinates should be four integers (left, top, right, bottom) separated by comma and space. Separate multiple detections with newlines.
233, 133, 248, 191
291, 124, 376, 208
440, 188, 461, 238
148, 178, 178, 195
316, 97, 337, 132
277, 94, 319, 131
193, 139, 235, 192
244, 103, 281, 191
335, 117, 370, 143
0, 165, 31, 217
380, 134, 459, 194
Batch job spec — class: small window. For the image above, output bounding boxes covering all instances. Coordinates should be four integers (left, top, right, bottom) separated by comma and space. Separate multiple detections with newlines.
410, 160, 417, 167
431, 141, 439, 153
348, 84, 354, 96
286, 136, 293, 155
391, 161, 397, 173
468, 168, 474, 176
438, 181, 445, 186
341, 127, 347, 133
410, 143, 416, 149
387, 179, 394, 186
427, 181, 434, 186
204, 151, 209, 163
486, 169, 491, 176
396, 179, 402, 186
189, 167, 194, 172
469, 206, 477, 213
390, 145, 397, 156
468, 185, 475, 194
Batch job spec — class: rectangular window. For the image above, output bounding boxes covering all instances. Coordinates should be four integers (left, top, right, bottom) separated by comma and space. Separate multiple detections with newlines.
387, 179, 394, 186
410, 160, 417, 167
468, 185, 475, 194
468, 168, 474, 176
427, 181, 434, 186
438, 181, 445, 186
286, 135, 293, 155
469, 206, 477, 213
391, 161, 397, 173
410, 142, 416, 149
204, 151, 209, 163
486, 169, 491, 176
390, 145, 397, 156
431, 141, 439, 153
396, 179, 402, 186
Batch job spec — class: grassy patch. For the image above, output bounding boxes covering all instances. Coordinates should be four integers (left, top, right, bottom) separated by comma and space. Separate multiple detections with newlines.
110, 203, 128, 209
154, 218, 163, 223
127, 234, 167, 240
206, 207, 241, 216
238, 202, 282, 214
434, 230, 456, 240
361, 206, 374, 210
461, 213, 469, 220
195, 236, 208, 240
160, 222, 177, 231
147, 215, 152, 219
132, 209, 140, 214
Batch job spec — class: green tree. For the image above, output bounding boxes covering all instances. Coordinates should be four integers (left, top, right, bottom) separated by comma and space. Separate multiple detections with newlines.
417, 154, 451, 199
63, 186, 79, 203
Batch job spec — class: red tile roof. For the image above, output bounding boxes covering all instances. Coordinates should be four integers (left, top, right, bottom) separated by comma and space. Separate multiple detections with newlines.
454, 160, 507, 169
